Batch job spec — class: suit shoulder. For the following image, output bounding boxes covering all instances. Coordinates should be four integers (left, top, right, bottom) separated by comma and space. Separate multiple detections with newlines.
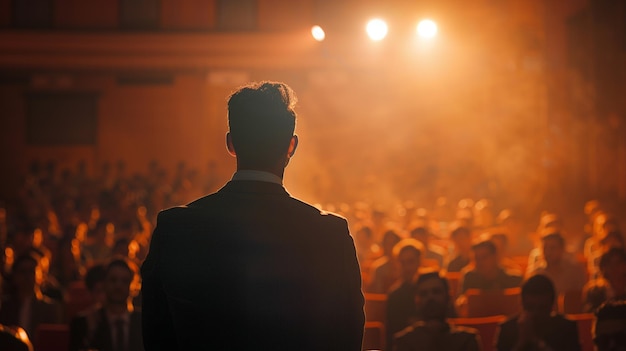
289, 197, 348, 225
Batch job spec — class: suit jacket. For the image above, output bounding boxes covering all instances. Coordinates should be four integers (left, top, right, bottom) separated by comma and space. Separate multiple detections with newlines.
394, 321, 481, 351
69, 307, 143, 351
141, 180, 365, 351
495, 314, 581, 351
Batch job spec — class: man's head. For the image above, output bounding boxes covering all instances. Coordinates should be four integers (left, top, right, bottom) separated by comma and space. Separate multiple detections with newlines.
381, 230, 401, 257
521, 274, 555, 317
471, 239, 499, 278
541, 230, 565, 266
392, 239, 424, 283
409, 226, 430, 248
11, 252, 43, 296
594, 301, 626, 351
85, 264, 107, 305
226, 81, 298, 173
414, 272, 449, 321
104, 259, 139, 308
449, 224, 472, 256
599, 248, 626, 284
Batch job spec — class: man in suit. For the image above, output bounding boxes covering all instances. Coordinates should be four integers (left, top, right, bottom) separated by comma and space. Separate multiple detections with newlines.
141, 81, 365, 350
393, 272, 481, 351
495, 274, 581, 351
69, 259, 143, 351
0, 252, 63, 340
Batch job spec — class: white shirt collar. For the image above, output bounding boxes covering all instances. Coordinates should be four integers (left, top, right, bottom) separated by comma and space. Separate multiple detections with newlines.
231, 170, 282, 185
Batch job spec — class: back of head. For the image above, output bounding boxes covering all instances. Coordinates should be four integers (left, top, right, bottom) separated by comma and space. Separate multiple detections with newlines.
392, 238, 424, 259
227, 81, 297, 168
594, 300, 626, 351
521, 274, 556, 307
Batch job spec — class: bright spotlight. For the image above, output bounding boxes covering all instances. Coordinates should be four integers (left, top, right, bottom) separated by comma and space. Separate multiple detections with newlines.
416, 19, 438, 39
366, 19, 388, 41
311, 25, 325, 42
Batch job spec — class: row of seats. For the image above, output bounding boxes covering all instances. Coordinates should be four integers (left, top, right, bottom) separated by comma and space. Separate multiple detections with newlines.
33, 314, 594, 351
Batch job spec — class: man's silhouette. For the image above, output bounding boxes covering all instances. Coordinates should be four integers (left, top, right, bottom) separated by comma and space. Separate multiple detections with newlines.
141, 81, 365, 350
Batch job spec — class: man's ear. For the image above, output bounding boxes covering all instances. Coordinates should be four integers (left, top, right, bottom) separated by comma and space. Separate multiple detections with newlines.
226, 132, 236, 157
287, 135, 298, 157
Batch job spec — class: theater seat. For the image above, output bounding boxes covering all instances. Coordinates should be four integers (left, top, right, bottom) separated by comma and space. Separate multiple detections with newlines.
35, 324, 69, 351
465, 288, 521, 318
364, 293, 387, 323
450, 315, 506, 351
363, 321, 385, 351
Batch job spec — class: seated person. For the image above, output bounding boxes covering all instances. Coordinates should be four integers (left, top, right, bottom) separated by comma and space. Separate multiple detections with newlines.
447, 224, 472, 273
69, 258, 143, 351
496, 274, 581, 351
490, 231, 523, 275
593, 300, 626, 351
583, 247, 626, 312
0, 253, 63, 339
527, 230, 587, 295
368, 229, 402, 293
410, 225, 446, 269
588, 229, 624, 279
460, 239, 522, 294
393, 272, 482, 351
527, 213, 564, 274
386, 239, 425, 348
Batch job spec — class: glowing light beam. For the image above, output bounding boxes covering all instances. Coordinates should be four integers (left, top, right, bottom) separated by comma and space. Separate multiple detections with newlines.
311, 25, 325, 41
417, 19, 438, 39
366, 19, 388, 41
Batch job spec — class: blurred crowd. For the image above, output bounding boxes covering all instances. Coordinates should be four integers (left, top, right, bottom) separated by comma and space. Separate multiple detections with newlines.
0, 159, 625, 351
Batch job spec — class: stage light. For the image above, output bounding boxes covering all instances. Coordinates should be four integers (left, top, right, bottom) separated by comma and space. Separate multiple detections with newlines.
416, 19, 438, 39
311, 25, 325, 41
366, 19, 388, 41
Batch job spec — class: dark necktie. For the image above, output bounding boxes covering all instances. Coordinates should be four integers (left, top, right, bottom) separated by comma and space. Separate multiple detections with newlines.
114, 318, 126, 351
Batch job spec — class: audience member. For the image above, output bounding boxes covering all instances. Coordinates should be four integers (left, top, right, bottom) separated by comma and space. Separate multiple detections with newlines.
0, 253, 63, 338
490, 231, 523, 275
459, 239, 522, 294
368, 229, 402, 293
526, 213, 564, 274
393, 272, 482, 351
410, 225, 446, 269
527, 230, 586, 295
386, 239, 425, 347
447, 224, 472, 273
583, 247, 626, 312
593, 300, 626, 351
495, 274, 581, 351
83, 219, 113, 266
69, 259, 143, 351
83, 264, 107, 311
586, 213, 621, 277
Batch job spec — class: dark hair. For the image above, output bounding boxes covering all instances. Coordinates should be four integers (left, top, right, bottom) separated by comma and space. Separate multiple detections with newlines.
541, 230, 565, 247
105, 258, 137, 278
11, 252, 40, 274
382, 230, 401, 244
450, 225, 471, 239
595, 300, 626, 321
521, 274, 555, 303
415, 271, 450, 297
471, 239, 497, 255
599, 247, 626, 270
227, 81, 297, 167
84, 264, 106, 291
392, 238, 424, 259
